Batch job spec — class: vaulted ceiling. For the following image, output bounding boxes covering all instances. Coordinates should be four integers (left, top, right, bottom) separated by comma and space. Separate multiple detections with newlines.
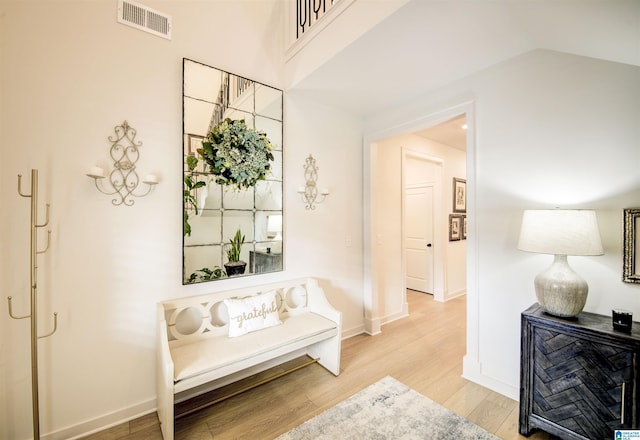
293, 0, 640, 121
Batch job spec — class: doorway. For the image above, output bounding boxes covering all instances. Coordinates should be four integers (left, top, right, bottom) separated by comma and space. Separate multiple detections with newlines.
363, 103, 472, 337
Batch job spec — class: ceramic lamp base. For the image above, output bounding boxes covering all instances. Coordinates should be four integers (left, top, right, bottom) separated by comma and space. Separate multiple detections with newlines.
534, 254, 588, 318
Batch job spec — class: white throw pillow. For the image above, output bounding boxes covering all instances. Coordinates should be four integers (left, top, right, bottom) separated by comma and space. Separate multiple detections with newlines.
224, 290, 282, 337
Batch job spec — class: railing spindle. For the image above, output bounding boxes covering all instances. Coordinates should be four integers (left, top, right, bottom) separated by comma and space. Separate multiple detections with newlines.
296, 0, 339, 40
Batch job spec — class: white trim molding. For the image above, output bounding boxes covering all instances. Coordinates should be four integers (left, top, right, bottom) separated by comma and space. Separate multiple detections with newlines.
363, 101, 485, 388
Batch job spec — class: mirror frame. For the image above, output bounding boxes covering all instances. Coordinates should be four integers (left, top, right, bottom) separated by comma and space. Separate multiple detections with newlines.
623, 208, 640, 284
182, 58, 284, 284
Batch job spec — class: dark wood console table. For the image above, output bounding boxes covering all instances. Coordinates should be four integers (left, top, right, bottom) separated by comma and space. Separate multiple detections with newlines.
249, 250, 282, 274
520, 303, 640, 439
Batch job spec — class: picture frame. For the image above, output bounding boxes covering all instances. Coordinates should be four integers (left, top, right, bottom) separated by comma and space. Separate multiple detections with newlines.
623, 208, 640, 284
462, 215, 467, 240
453, 178, 466, 213
188, 134, 204, 155
449, 214, 463, 241
187, 134, 205, 172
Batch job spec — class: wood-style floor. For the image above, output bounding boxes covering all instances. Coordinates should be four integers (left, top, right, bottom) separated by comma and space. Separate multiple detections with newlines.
83, 290, 553, 440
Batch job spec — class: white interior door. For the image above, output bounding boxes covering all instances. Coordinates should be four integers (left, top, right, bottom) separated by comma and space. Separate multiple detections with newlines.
404, 185, 434, 293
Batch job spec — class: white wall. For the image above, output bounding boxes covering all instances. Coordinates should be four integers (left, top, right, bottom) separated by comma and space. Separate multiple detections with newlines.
3, 2, 639, 437
0, 1, 365, 439
373, 133, 467, 321
365, 49, 640, 398
283, 89, 365, 337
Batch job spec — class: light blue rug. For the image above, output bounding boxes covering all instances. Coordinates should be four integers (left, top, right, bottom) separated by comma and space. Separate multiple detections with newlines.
276, 376, 500, 439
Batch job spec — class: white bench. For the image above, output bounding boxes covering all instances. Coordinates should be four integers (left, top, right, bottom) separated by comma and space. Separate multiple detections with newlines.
156, 278, 342, 440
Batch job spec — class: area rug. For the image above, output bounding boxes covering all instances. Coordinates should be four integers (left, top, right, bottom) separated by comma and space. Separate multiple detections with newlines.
275, 376, 499, 439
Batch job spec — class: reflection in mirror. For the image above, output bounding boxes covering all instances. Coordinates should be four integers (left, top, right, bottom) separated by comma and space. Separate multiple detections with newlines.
183, 58, 283, 284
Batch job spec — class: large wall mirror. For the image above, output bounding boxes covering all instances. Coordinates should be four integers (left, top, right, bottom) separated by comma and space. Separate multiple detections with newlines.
182, 58, 283, 284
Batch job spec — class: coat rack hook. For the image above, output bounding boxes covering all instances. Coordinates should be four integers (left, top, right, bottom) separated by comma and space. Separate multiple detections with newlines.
36, 204, 50, 228
17, 174, 32, 198
38, 312, 58, 339
37, 230, 52, 255
7, 296, 30, 320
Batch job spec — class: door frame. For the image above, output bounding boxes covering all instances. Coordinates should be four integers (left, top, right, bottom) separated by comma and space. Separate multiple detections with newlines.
363, 101, 476, 346
401, 150, 444, 302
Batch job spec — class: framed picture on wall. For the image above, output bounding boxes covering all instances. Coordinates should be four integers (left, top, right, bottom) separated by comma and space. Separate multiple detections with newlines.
453, 177, 466, 213
462, 215, 467, 240
449, 214, 463, 241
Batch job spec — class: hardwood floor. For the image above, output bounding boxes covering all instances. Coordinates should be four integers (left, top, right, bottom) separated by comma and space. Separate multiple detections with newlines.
83, 290, 553, 440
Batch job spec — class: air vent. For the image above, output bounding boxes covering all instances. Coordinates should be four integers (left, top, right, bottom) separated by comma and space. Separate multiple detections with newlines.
118, 0, 172, 40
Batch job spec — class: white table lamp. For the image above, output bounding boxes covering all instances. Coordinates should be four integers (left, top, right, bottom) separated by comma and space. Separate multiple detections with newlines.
267, 214, 282, 241
518, 209, 603, 317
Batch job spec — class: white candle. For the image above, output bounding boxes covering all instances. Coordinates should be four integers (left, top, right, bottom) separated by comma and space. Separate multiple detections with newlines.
143, 174, 158, 184
320, 188, 330, 195
297, 186, 306, 193
87, 166, 105, 179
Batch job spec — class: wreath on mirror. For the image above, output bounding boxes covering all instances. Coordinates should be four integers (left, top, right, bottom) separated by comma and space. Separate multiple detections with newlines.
198, 118, 275, 190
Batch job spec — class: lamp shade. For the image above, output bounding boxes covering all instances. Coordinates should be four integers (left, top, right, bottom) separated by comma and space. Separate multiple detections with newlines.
517, 210, 603, 256
267, 214, 282, 235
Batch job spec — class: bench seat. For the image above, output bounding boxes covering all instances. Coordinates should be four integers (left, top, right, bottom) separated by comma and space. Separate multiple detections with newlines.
156, 278, 342, 440
171, 312, 337, 383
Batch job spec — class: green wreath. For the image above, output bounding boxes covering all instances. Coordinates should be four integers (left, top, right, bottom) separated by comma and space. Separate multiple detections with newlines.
198, 118, 275, 190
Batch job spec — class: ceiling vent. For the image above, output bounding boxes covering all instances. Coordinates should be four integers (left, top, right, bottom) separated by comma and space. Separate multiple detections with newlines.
118, 0, 172, 40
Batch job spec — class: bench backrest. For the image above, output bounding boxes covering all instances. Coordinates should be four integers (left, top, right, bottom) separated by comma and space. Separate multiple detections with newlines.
158, 278, 322, 346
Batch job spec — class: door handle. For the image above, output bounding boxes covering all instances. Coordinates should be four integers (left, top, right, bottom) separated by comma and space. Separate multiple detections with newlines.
621, 381, 625, 425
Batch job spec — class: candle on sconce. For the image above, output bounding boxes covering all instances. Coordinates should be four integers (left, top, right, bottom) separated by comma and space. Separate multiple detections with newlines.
143, 174, 159, 185
297, 186, 306, 193
87, 166, 106, 179
320, 188, 330, 196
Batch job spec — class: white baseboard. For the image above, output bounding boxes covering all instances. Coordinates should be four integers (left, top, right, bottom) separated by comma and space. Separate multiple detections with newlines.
43, 327, 366, 440
444, 289, 466, 302
44, 399, 157, 440
462, 355, 519, 401
341, 324, 366, 339
364, 317, 381, 335
364, 307, 409, 335
380, 310, 409, 326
